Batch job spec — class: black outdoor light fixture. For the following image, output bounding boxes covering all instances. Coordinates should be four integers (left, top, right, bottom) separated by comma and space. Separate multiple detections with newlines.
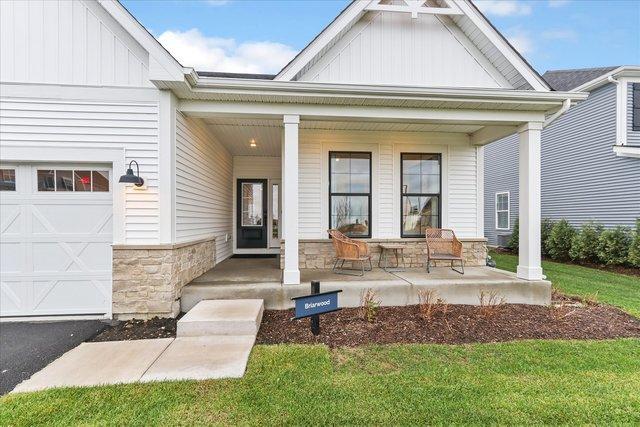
119, 160, 144, 187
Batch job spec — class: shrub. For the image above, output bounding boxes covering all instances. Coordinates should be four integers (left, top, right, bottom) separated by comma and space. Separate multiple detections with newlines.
597, 226, 632, 265
417, 289, 438, 320
478, 290, 505, 318
547, 219, 576, 261
541, 218, 554, 257
359, 289, 380, 323
628, 219, 640, 267
507, 218, 519, 253
569, 221, 603, 264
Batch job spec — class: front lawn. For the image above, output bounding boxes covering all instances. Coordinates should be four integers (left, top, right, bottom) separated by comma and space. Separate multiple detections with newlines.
490, 250, 640, 317
2, 340, 639, 425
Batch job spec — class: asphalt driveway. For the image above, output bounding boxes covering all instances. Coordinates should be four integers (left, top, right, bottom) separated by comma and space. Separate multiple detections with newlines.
0, 320, 108, 394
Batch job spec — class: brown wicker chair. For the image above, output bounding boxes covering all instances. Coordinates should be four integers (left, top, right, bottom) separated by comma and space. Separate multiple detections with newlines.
327, 229, 372, 276
425, 228, 464, 274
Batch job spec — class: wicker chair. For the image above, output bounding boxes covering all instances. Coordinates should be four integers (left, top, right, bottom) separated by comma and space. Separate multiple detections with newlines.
425, 228, 464, 274
327, 229, 372, 276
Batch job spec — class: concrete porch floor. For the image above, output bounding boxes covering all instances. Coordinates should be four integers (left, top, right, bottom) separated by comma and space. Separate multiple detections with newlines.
181, 258, 552, 312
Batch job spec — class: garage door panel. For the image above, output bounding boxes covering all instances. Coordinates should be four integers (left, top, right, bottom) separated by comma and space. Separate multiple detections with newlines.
0, 164, 113, 318
32, 279, 110, 315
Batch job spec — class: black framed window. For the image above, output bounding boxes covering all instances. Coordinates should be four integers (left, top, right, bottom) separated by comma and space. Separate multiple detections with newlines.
401, 153, 441, 237
329, 151, 371, 237
633, 83, 640, 131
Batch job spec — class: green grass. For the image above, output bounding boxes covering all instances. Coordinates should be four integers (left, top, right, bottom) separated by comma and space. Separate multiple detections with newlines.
490, 250, 640, 317
2, 340, 640, 426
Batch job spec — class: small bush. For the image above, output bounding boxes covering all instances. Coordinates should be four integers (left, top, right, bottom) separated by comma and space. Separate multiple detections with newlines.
569, 221, 603, 264
628, 219, 640, 267
541, 218, 554, 257
597, 226, 632, 265
547, 219, 576, 261
417, 289, 438, 320
359, 289, 380, 323
478, 290, 505, 318
507, 219, 519, 253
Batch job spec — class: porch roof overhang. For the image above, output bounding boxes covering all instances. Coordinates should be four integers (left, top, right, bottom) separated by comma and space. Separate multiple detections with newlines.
160, 75, 588, 146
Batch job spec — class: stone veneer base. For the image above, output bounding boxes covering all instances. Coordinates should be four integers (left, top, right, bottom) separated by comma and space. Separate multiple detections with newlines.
280, 238, 487, 270
112, 238, 216, 320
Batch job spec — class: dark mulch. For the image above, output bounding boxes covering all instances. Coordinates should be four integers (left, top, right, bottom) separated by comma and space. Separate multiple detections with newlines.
90, 317, 176, 342
256, 299, 640, 347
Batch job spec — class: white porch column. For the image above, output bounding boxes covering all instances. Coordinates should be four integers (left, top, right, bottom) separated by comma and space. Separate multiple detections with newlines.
517, 122, 544, 280
282, 114, 300, 285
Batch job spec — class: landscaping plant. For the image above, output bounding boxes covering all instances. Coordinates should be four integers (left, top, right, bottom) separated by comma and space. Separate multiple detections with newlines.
628, 219, 640, 268
359, 289, 380, 323
478, 290, 505, 318
541, 218, 554, 257
507, 218, 519, 252
569, 221, 603, 264
597, 226, 632, 265
417, 289, 439, 320
547, 219, 576, 261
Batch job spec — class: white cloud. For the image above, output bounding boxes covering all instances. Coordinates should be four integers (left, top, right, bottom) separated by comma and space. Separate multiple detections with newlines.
475, 0, 532, 16
541, 29, 577, 41
507, 31, 534, 55
548, 0, 570, 7
157, 28, 298, 73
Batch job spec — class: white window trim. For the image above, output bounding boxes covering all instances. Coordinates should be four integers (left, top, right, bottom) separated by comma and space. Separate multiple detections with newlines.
495, 191, 510, 231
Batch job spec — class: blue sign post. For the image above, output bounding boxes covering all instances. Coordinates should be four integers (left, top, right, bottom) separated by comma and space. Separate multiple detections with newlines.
292, 281, 342, 335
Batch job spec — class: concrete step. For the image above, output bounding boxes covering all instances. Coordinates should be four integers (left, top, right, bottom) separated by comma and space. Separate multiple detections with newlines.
177, 299, 264, 337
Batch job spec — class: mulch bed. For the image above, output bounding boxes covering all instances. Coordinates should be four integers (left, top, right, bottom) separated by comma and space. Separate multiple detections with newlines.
91, 317, 177, 342
256, 296, 640, 347
89, 296, 640, 346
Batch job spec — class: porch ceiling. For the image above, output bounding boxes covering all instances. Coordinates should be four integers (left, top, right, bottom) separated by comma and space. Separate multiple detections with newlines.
203, 117, 485, 156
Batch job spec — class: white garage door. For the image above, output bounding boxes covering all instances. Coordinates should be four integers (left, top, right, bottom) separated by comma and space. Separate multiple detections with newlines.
1, 164, 113, 318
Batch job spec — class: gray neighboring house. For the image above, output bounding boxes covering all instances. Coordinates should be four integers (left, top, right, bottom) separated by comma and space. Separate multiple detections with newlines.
485, 66, 640, 247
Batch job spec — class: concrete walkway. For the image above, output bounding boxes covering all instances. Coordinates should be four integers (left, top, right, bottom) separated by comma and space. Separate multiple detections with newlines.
12, 300, 264, 393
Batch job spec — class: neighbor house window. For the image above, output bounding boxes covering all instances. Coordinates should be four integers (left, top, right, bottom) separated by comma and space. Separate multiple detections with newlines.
0, 169, 16, 191
633, 83, 640, 131
37, 169, 110, 192
496, 192, 510, 230
401, 153, 441, 237
329, 152, 371, 237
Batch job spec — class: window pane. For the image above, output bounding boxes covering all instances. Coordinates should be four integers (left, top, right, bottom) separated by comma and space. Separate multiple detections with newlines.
74, 170, 91, 192
402, 174, 420, 194
0, 169, 16, 191
241, 183, 263, 226
403, 154, 421, 174
421, 156, 440, 174
350, 155, 369, 174
498, 212, 509, 229
421, 175, 439, 193
37, 170, 55, 191
350, 173, 369, 193
56, 170, 73, 191
331, 154, 350, 173
92, 171, 109, 192
331, 195, 369, 237
402, 196, 439, 236
330, 173, 350, 193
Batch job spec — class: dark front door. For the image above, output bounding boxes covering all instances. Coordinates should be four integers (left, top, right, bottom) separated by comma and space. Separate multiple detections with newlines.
236, 179, 268, 249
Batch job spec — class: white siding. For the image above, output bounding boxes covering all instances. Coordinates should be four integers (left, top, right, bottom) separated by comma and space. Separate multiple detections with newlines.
0, 0, 150, 87
299, 140, 323, 238
175, 113, 233, 263
298, 11, 505, 88
448, 144, 478, 237
378, 142, 395, 237
0, 94, 160, 244
233, 156, 281, 179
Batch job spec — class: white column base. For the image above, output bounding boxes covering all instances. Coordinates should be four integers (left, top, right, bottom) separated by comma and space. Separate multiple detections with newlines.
283, 269, 300, 285
517, 265, 543, 281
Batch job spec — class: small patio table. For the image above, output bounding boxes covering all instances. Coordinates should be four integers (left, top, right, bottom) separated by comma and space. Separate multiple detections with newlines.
378, 243, 406, 272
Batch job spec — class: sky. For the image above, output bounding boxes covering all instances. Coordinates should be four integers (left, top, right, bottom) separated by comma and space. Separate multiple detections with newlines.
121, 0, 640, 76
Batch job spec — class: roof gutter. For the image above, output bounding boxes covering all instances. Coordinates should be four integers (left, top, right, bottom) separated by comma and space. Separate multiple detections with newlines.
543, 98, 571, 128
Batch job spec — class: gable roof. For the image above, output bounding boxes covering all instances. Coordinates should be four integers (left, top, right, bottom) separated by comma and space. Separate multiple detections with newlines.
542, 66, 620, 91
275, 0, 550, 91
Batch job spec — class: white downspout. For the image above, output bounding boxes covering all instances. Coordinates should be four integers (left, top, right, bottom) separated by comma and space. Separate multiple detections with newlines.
543, 98, 571, 128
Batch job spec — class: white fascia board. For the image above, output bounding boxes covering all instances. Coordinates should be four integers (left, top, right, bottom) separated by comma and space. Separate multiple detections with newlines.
190, 76, 588, 105
98, 0, 186, 83
275, 1, 369, 81
457, 0, 550, 92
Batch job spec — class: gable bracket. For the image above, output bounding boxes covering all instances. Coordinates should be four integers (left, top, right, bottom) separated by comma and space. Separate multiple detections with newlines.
365, 0, 463, 19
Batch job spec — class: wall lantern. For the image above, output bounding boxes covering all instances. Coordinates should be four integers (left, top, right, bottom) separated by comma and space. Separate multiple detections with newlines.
119, 160, 144, 187
249, 138, 257, 148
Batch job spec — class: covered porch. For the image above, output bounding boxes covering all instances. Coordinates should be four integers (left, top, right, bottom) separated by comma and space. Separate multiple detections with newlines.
181, 257, 551, 312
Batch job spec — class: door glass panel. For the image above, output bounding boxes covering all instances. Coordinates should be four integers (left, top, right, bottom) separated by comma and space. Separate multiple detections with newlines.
37, 170, 55, 191
56, 170, 73, 191
241, 182, 263, 227
272, 183, 279, 239
0, 169, 16, 191
92, 171, 110, 192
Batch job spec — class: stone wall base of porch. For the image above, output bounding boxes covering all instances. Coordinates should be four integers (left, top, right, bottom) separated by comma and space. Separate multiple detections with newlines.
112, 238, 216, 320
280, 238, 487, 270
